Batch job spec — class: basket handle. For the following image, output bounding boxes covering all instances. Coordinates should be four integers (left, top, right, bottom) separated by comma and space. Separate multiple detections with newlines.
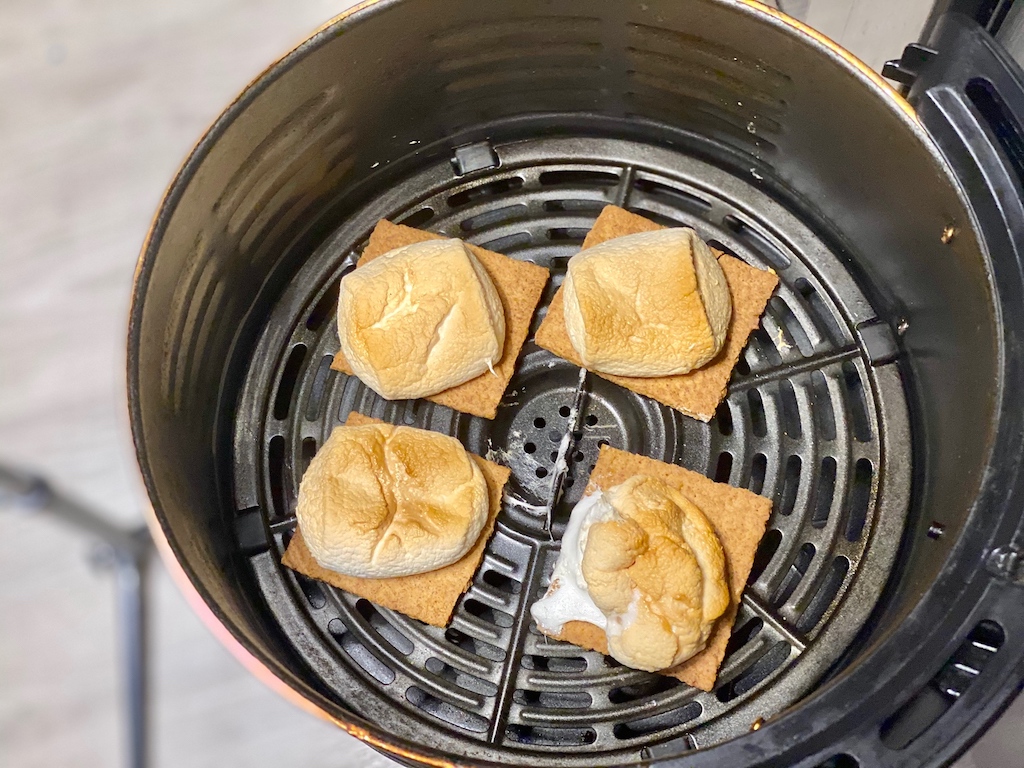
896, 12, 1024, 285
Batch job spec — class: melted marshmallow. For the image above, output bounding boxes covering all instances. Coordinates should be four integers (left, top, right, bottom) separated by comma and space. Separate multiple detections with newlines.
530, 491, 617, 633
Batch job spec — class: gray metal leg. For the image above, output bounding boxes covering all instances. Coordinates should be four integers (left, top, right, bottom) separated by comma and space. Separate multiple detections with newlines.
0, 464, 152, 768
114, 547, 149, 768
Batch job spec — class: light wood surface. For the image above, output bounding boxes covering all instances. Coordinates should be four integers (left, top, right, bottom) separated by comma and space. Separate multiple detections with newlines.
0, 1, 1015, 766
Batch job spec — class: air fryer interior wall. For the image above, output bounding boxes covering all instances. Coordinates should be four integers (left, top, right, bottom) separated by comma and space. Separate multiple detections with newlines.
128, 0, 1000, 764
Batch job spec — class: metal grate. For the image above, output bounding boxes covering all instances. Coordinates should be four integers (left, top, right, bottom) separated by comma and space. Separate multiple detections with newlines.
232, 137, 909, 764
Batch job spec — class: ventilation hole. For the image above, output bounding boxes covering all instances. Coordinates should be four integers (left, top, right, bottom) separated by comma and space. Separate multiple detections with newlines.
597, 438, 610, 448
396, 206, 435, 228
327, 617, 345, 637
425, 657, 498, 697
513, 689, 593, 709
771, 542, 816, 608
778, 379, 802, 438
505, 725, 597, 746
534, 417, 546, 428
374, 620, 415, 656
705, 238, 734, 257
880, 620, 1005, 750
795, 278, 846, 345
608, 676, 678, 704
796, 556, 850, 633
625, 205, 684, 228
716, 641, 791, 702
550, 451, 559, 461
301, 437, 317, 473
559, 405, 571, 417
337, 631, 395, 685
522, 655, 587, 672
482, 569, 521, 595
632, 177, 712, 213
293, 573, 326, 609
547, 227, 590, 242
268, 435, 288, 518
447, 176, 524, 207
572, 430, 584, 441
748, 389, 767, 438
724, 617, 764, 658
715, 401, 733, 435
460, 203, 528, 232
842, 361, 873, 441
543, 198, 606, 214
817, 755, 859, 768
305, 355, 335, 421
585, 413, 598, 427
845, 459, 873, 542
778, 455, 802, 516
750, 328, 783, 367
353, 597, 375, 619
479, 231, 533, 252
769, 297, 812, 356
748, 529, 782, 584
406, 686, 488, 733
714, 452, 734, 484
749, 453, 767, 495
536, 467, 549, 478
444, 628, 506, 662
565, 476, 575, 487
573, 450, 585, 462
305, 281, 339, 331
966, 77, 1024, 190
273, 344, 307, 420
613, 701, 703, 739
524, 442, 537, 454
811, 370, 836, 440
355, 598, 415, 655
539, 169, 619, 187
722, 215, 791, 269
811, 457, 837, 528
463, 598, 514, 628
969, 619, 1006, 652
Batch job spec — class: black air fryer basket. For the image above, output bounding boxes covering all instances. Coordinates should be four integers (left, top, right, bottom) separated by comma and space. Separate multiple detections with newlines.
128, 1, 1024, 766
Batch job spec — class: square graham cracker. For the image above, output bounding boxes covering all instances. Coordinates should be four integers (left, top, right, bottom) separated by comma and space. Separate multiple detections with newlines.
281, 412, 511, 627
331, 220, 549, 420
540, 445, 773, 691
534, 206, 779, 422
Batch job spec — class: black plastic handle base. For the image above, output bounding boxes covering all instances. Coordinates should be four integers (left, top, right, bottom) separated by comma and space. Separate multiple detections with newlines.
910, 12, 1024, 284
899, 8, 1024, 766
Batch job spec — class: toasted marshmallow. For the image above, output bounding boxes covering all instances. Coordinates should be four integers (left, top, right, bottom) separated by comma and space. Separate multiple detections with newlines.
529, 491, 614, 634
296, 423, 490, 579
338, 238, 505, 400
562, 228, 731, 377
531, 476, 729, 672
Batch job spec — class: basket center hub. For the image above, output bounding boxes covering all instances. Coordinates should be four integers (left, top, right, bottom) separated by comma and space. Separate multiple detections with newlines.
489, 351, 680, 535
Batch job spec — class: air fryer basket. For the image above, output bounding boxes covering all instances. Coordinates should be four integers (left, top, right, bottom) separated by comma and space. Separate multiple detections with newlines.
128, 1, 1024, 766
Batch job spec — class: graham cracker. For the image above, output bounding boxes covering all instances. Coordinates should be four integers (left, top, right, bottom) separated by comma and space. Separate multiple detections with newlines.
331, 220, 549, 420
541, 445, 773, 692
534, 206, 779, 421
281, 412, 511, 627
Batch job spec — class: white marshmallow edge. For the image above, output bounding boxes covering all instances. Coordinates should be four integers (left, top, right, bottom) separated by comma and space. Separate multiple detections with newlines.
530, 491, 640, 637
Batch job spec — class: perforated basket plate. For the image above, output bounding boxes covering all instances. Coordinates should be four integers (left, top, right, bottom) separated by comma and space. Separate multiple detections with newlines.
231, 137, 910, 765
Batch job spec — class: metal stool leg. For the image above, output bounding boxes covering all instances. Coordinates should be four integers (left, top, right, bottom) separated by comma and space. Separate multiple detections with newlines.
0, 465, 152, 768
